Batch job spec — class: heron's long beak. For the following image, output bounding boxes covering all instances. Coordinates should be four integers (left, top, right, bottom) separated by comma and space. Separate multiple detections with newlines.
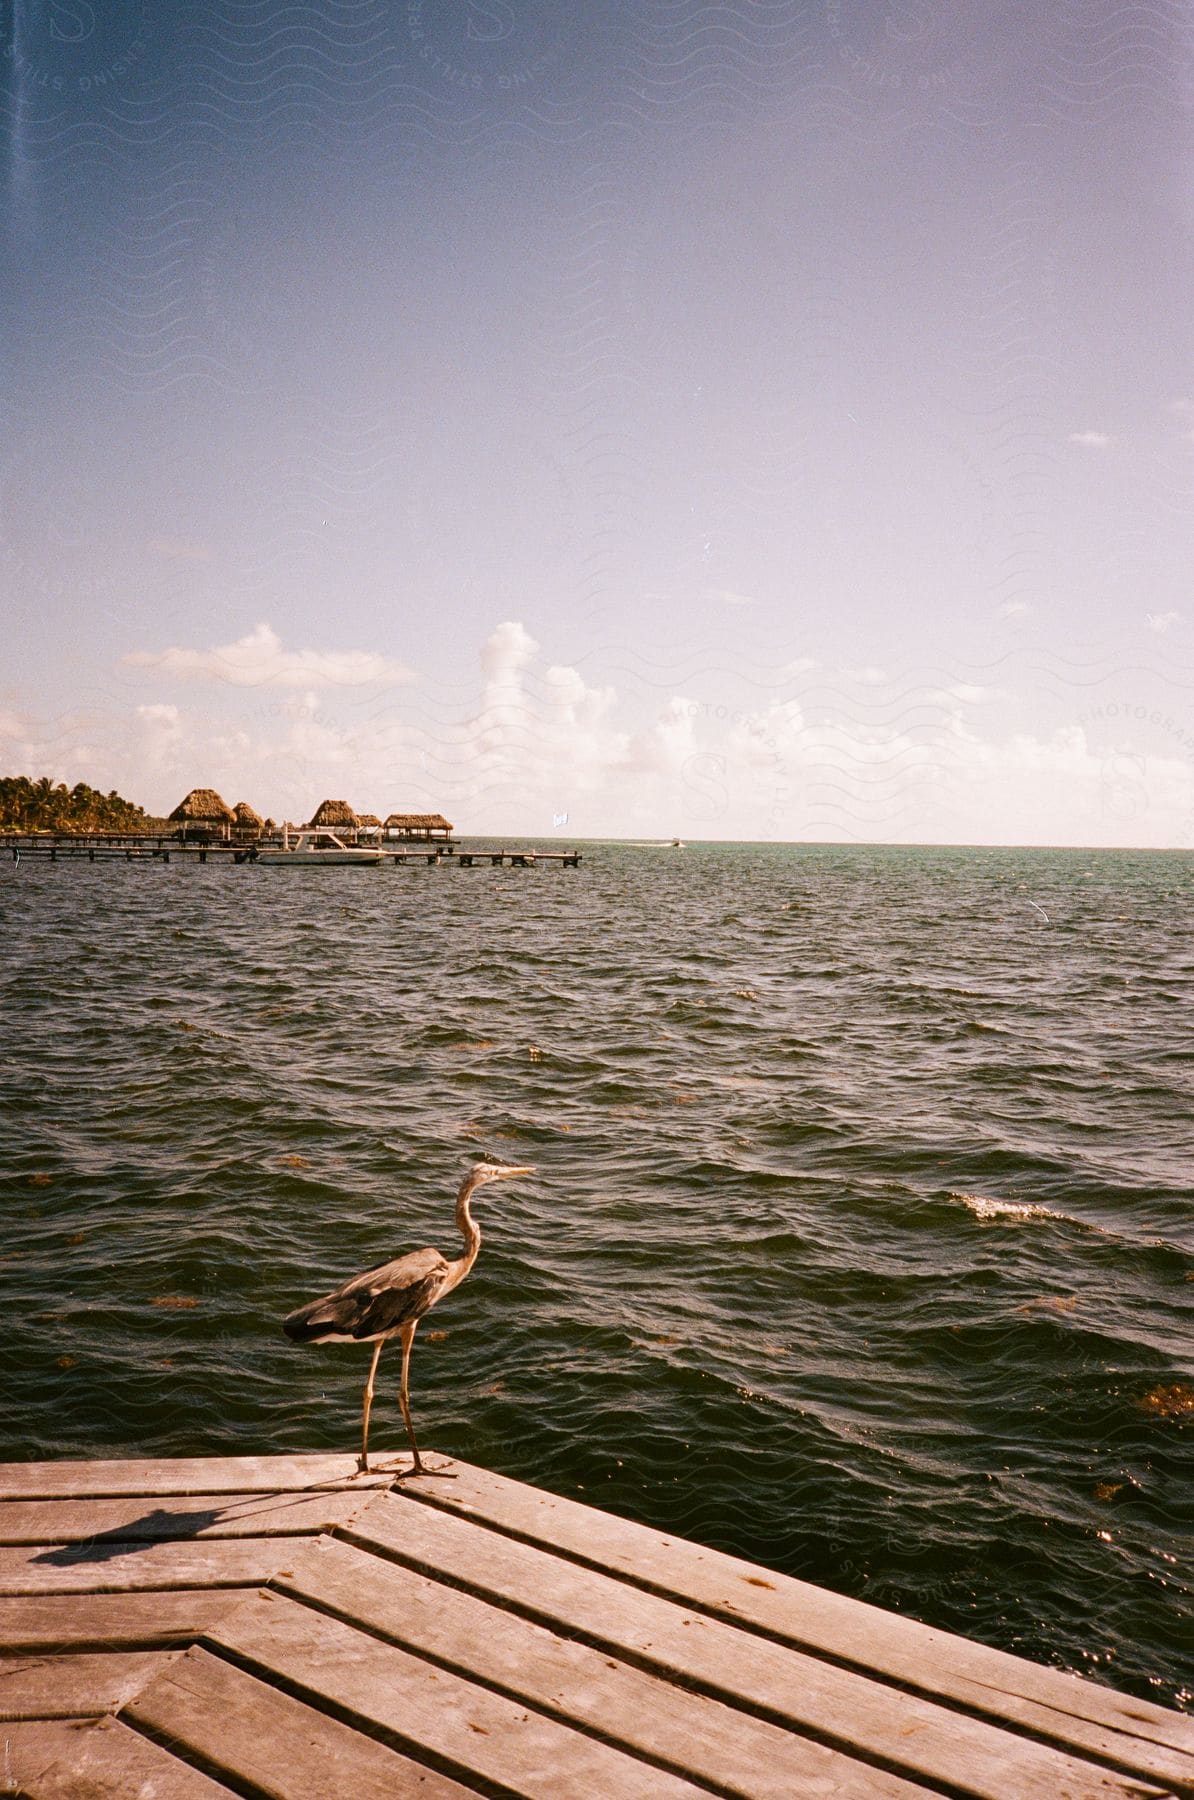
497, 1165, 535, 1178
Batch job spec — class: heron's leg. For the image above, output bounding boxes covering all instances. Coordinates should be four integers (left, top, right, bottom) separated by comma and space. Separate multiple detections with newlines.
396, 1323, 424, 1471
357, 1339, 384, 1474
394, 1323, 456, 1478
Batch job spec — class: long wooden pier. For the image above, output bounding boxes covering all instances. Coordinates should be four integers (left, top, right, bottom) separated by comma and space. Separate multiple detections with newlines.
2, 836, 581, 869
1, 1453, 1190, 1798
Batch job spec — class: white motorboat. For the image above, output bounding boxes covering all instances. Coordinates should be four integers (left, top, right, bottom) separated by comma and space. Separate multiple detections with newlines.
256, 828, 383, 867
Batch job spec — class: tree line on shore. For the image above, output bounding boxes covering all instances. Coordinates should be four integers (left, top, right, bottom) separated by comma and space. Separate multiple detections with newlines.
0, 775, 152, 833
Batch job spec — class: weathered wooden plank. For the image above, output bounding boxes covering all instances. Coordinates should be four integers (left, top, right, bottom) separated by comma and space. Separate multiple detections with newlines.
0, 1539, 293, 1595
347, 1494, 1174, 1800
207, 1588, 708, 1799
0, 1489, 374, 1545
0, 1454, 396, 1500
403, 1461, 1194, 1769
0, 1650, 174, 1719
126, 1645, 503, 1799
0, 1590, 243, 1650
279, 1532, 932, 1799
1, 1717, 236, 1799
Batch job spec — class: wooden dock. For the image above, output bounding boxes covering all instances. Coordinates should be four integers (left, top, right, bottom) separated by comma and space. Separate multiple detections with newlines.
2, 836, 581, 869
1, 1454, 1190, 1798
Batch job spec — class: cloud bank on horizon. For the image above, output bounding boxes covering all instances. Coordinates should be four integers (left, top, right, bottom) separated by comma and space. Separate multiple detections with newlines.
3, 618, 1191, 848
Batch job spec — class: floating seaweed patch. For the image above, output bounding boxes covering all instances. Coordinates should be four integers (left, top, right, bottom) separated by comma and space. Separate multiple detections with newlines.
1138, 1384, 1194, 1420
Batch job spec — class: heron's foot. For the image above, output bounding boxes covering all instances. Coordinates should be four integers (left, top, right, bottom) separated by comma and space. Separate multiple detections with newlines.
399, 1459, 457, 1480
362, 1456, 432, 1477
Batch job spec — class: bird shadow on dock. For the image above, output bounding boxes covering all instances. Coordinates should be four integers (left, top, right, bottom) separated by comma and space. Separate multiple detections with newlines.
30, 1493, 341, 1565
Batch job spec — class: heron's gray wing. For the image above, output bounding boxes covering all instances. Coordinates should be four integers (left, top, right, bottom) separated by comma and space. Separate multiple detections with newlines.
283, 1247, 451, 1343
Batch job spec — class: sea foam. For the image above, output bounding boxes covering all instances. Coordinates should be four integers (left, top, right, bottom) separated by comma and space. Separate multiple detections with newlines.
946, 1191, 1057, 1223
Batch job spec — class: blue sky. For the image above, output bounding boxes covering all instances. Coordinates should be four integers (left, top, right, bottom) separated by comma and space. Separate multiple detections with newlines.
2, 0, 1192, 842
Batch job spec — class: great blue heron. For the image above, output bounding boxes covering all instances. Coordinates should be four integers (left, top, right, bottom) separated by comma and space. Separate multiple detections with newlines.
282, 1160, 534, 1475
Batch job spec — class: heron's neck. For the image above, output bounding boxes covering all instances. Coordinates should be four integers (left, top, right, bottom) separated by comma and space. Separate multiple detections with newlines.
453, 1185, 482, 1278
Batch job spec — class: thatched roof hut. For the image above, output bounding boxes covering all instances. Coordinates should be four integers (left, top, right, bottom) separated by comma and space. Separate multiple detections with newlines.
307, 798, 359, 829
262, 817, 278, 834
168, 787, 235, 842
357, 813, 382, 828
233, 801, 263, 829
169, 787, 235, 824
383, 811, 454, 840
169, 792, 234, 824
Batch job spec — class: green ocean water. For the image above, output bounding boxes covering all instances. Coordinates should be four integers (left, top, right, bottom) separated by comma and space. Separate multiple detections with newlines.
1, 841, 1191, 1711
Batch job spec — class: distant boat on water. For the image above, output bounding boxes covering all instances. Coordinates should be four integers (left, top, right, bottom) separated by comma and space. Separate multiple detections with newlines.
256, 828, 383, 867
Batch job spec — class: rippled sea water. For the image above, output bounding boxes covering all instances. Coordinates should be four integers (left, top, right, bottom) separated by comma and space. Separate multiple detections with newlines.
2, 842, 1191, 1710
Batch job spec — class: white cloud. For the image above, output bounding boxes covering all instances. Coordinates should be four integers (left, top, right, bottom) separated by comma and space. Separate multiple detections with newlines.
124, 622, 415, 690
619, 696, 699, 778
479, 619, 537, 685
1067, 430, 1113, 449
416, 622, 628, 824
1146, 611, 1182, 634
997, 601, 1032, 619
722, 702, 1194, 846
